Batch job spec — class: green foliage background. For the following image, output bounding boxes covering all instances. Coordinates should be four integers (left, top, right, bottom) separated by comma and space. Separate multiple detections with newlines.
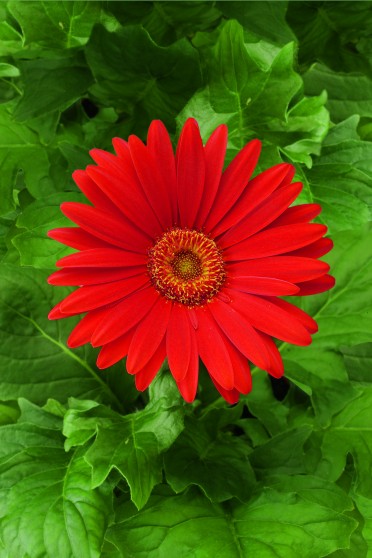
0, 1, 372, 556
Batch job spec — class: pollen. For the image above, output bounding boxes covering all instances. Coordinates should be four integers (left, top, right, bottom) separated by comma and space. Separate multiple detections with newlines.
147, 227, 226, 306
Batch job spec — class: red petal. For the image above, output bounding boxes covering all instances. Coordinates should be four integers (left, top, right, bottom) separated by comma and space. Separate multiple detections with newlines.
166, 304, 192, 382
211, 163, 293, 237
296, 274, 336, 295
129, 135, 173, 229
210, 378, 240, 404
56, 248, 147, 268
48, 267, 144, 286
60, 202, 150, 252
147, 120, 178, 222
96, 328, 134, 369
265, 297, 318, 334
219, 182, 303, 248
194, 124, 228, 228
224, 223, 328, 261
67, 308, 110, 348
205, 139, 261, 232
60, 275, 149, 314
86, 164, 162, 238
194, 307, 235, 390
48, 301, 66, 320
268, 203, 322, 228
48, 228, 111, 251
134, 340, 166, 391
228, 289, 312, 346
176, 324, 199, 403
226, 256, 330, 283
223, 341, 252, 394
127, 298, 171, 374
91, 286, 158, 346
209, 297, 271, 370
176, 119, 206, 228
229, 276, 299, 296
72, 170, 121, 216
290, 237, 333, 258
259, 333, 284, 378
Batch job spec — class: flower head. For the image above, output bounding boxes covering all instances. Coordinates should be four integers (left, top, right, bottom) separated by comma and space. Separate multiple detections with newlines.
48, 119, 334, 403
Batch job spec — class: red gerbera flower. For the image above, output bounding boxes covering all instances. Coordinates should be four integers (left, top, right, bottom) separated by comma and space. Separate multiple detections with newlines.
48, 119, 334, 404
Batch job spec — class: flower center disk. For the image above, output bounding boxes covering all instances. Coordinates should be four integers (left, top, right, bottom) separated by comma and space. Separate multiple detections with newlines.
148, 228, 226, 306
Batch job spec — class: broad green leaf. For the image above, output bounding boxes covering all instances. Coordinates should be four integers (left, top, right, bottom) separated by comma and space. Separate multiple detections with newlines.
180, 20, 329, 167
85, 24, 202, 131
304, 63, 372, 123
0, 264, 119, 406
0, 399, 112, 558
219, 0, 296, 46
354, 494, 372, 554
0, 63, 19, 78
282, 228, 372, 423
13, 192, 82, 268
8, 0, 101, 50
0, 104, 51, 216
105, 480, 355, 558
64, 375, 185, 509
317, 386, 372, 498
164, 415, 256, 502
14, 53, 94, 121
0, 21, 22, 56
287, 1, 372, 73
342, 342, 372, 382
300, 117, 372, 233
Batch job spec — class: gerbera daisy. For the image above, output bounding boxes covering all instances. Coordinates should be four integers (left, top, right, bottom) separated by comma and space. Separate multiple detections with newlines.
48, 118, 334, 404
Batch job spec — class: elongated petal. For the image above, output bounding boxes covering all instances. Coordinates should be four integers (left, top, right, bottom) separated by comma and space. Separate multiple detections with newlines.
176, 119, 205, 228
135, 341, 166, 390
67, 307, 110, 348
127, 298, 171, 374
60, 202, 150, 252
211, 163, 293, 237
48, 228, 111, 251
129, 135, 173, 229
265, 297, 318, 334
166, 304, 192, 382
209, 297, 271, 370
147, 120, 178, 222
219, 182, 303, 248
296, 274, 336, 295
57, 248, 147, 268
259, 333, 284, 378
72, 170, 121, 216
91, 286, 158, 346
97, 328, 135, 369
223, 339, 252, 394
224, 223, 328, 261
48, 267, 144, 286
60, 275, 149, 314
290, 237, 333, 258
205, 139, 261, 232
176, 324, 199, 402
268, 203, 322, 228
229, 276, 299, 296
228, 289, 312, 346
226, 256, 330, 283
195, 124, 227, 228
194, 308, 235, 390
210, 378, 240, 404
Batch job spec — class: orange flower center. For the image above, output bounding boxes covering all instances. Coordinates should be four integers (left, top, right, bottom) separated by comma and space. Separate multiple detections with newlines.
147, 228, 226, 306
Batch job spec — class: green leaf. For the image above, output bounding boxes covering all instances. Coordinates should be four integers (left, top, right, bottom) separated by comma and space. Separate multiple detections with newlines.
8, 0, 101, 50
179, 20, 329, 167
300, 116, 372, 233
105, 480, 356, 557
64, 375, 185, 509
0, 63, 19, 78
0, 104, 51, 216
282, 228, 372, 423
317, 386, 372, 498
0, 399, 112, 558
13, 192, 82, 269
14, 53, 94, 121
85, 24, 202, 131
342, 342, 372, 382
304, 63, 372, 123
219, 0, 297, 46
0, 21, 23, 56
0, 264, 118, 406
164, 415, 256, 502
